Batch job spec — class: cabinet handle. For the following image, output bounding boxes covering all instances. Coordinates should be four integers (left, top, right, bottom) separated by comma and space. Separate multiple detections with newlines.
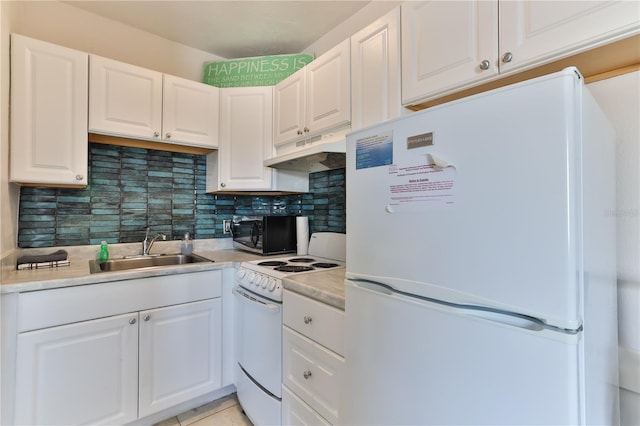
129, 318, 137, 325
165, 133, 171, 139
153, 131, 160, 137
303, 127, 309, 133
143, 314, 151, 321
502, 52, 513, 63
297, 130, 303, 135
75, 174, 84, 181
220, 182, 226, 188
303, 315, 312, 324
479, 60, 490, 70
303, 370, 312, 380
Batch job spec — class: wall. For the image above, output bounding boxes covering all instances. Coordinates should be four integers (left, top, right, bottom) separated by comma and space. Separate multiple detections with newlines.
588, 71, 640, 426
16, 144, 346, 248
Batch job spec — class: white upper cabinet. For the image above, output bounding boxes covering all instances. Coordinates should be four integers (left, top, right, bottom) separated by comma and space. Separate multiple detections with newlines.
305, 39, 351, 136
162, 74, 219, 148
351, 6, 402, 131
274, 39, 351, 147
402, 0, 640, 106
500, 0, 640, 74
401, 1, 499, 105
208, 87, 275, 191
90, 55, 219, 149
10, 34, 89, 187
274, 68, 307, 145
89, 55, 163, 140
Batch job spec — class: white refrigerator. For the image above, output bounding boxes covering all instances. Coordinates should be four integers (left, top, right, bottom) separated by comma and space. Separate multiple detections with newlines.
343, 68, 619, 425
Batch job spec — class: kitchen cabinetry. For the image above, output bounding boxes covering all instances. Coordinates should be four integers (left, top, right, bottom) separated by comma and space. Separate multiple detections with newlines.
10, 34, 88, 187
90, 55, 219, 149
9, 271, 223, 425
207, 87, 308, 193
401, 0, 640, 106
350, 7, 402, 131
273, 39, 351, 152
282, 290, 344, 425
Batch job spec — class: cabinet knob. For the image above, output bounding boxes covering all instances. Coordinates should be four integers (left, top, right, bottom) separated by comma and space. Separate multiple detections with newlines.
153, 131, 160, 137
479, 60, 491, 71
303, 315, 312, 324
143, 314, 151, 321
220, 182, 226, 188
297, 130, 303, 135
165, 133, 171, 139
502, 52, 513, 63
129, 318, 137, 325
303, 370, 312, 380
75, 174, 84, 181
303, 127, 309, 133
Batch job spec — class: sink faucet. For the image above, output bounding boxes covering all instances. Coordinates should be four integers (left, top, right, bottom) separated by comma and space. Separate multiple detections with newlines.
142, 227, 166, 255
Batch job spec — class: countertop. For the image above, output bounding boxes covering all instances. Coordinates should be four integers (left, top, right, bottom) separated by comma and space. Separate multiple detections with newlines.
283, 268, 346, 310
1, 241, 347, 309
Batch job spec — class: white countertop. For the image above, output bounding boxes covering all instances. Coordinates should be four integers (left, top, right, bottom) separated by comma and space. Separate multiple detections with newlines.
1, 240, 347, 309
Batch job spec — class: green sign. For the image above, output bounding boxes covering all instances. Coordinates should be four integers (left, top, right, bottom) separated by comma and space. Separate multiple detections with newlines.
202, 53, 314, 88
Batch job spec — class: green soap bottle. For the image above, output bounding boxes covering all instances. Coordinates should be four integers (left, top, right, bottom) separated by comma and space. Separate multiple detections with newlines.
99, 241, 109, 262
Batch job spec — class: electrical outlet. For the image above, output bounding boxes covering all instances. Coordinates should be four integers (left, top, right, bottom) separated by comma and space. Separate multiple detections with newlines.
223, 220, 231, 234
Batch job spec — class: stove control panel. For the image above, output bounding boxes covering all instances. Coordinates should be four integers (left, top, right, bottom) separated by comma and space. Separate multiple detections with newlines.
236, 266, 283, 301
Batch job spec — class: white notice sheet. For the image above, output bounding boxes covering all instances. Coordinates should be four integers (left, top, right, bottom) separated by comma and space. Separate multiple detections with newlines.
386, 159, 455, 213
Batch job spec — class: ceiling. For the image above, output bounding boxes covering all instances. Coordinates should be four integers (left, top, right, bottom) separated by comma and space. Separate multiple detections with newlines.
63, 1, 371, 59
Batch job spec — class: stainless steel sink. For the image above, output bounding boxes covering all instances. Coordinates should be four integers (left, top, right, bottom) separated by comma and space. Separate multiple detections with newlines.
89, 253, 213, 273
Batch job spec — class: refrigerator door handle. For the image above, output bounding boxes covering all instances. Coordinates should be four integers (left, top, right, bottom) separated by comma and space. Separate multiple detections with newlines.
348, 279, 581, 335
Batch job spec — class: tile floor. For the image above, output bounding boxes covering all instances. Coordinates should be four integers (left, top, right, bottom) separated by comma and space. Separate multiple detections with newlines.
154, 393, 253, 426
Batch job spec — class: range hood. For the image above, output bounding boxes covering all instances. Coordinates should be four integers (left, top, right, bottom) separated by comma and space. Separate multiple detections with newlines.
264, 132, 346, 172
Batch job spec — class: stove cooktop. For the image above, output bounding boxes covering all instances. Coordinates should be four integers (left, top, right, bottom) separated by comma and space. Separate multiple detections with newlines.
236, 232, 346, 302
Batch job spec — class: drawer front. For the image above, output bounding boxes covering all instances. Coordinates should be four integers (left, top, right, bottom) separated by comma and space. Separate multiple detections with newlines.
18, 270, 222, 332
283, 326, 344, 424
282, 386, 331, 426
283, 290, 344, 356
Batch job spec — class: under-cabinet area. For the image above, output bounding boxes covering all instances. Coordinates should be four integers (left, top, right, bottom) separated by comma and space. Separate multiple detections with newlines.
1, 270, 227, 425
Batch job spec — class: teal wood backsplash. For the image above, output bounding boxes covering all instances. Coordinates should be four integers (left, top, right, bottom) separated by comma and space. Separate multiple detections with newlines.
17, 143, 345, 248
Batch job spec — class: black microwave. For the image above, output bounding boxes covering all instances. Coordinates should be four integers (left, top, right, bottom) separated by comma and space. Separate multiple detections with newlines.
231, 215, 297, 255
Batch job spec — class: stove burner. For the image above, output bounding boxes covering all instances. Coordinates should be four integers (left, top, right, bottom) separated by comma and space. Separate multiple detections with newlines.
275, 265, 315, 273
311, 262, 339, 268
257, 260, 288, 267
289, 257, 315, 263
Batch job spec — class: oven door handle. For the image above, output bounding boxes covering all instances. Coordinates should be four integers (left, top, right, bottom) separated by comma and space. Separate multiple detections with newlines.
232, 286, 280, 313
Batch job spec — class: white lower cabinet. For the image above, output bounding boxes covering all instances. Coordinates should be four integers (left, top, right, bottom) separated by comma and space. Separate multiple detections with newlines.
10, 271, 223, 425
282, 290, 344, 425
138, 299, 222, 417
15, 313, 139, 425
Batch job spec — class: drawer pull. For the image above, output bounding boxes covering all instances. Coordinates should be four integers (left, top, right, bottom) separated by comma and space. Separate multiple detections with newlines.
303, 315, 312, 324
303, 370, 312, 380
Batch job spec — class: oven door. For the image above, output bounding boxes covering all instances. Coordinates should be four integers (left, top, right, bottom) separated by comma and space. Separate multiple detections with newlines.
233, 285, 282, 398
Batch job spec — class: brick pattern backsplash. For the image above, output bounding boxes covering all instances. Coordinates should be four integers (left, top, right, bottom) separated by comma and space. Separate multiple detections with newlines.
17, 144, 346, 248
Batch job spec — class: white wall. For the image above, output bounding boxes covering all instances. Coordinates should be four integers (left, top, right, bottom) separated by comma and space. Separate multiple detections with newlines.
588, 71, 640, 426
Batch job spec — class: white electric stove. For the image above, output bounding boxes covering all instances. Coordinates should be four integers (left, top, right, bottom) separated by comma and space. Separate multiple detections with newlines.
233, 232, 345, 426
236, 232, 346, 302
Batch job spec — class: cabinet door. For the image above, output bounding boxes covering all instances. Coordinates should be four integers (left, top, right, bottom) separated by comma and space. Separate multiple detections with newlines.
216, 87, 274, 190
10, 34, 88, 186
282, 387, 331, 426
162, 74, 219, 148
89, 55, 163, 140
138, 298, 222, 417
274, 68, 306, 146
305, 39, 351, 135
401, 0, 498, 105
14, 313, 138, 425
351, 7, 402, 131
500, 0, 640, 74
